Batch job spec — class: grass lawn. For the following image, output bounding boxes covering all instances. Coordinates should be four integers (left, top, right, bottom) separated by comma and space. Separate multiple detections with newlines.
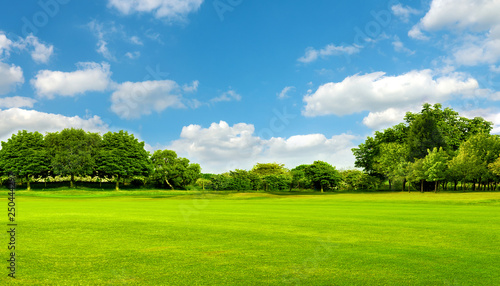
2, 190, 500, 285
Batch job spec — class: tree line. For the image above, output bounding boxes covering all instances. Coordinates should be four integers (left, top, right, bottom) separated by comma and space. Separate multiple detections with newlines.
2, 103, 500, 192
0, 129, 200, 191
352, 103, 499, 192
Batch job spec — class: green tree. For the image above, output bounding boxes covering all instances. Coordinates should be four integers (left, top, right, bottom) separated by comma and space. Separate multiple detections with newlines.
45, 128, 101, 188
195, 178, 211, 191
406, 109, 446, 161
0, 130, 50, 190
290, 164, 312, 190
305, 161, 340, 192
150, 150, 200, 190
251, 163, 291, 191
407, 158, 426, 192
423, 147, 449, 192
96, 130, 152, 191
374, 142, 408, 190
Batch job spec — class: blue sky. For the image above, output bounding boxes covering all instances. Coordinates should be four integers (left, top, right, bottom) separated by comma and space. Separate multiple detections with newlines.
1, 0, 500, 173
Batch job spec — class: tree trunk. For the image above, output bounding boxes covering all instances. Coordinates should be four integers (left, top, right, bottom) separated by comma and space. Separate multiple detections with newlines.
70, 174, 75, 188
389, 179, 392, 191
115, 175, 120, 191
402, 179, 406, 192
321, 185, 324, 193
454, 180, 457, 192
472, 179, 476, 191
434, 181, 438, 193
26, 175, 31, 191
165, 178, 174, 190
420, 180, 424, 193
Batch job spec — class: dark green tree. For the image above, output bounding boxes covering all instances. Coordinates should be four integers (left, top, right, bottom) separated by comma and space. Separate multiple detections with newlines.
0, 130, 50, 190
96, 130, 152, 191
406, 109, 446, 161
45, 128, 101, 188
150, 150, 200, 190
305, 161, 340, 192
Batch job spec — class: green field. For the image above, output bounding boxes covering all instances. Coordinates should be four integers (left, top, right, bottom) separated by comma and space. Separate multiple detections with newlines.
2, 190, 500, 285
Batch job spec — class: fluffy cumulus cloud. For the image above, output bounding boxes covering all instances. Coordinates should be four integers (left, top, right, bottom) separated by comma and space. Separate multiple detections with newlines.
302, 69, 493, 129
298, 44, 360, 63
303, 69, 480, 117
410, 0, 500, 65
0, 108, 109, 143
111, 79, 186, 119
108, 0, 204, 21
31, 62, 112, 98
0, 96, 36, 109
169, 121, 358, 173
0, 62, 24, 95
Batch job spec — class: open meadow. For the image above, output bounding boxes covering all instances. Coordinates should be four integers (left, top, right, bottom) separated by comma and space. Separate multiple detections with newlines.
2, 190, 500, 285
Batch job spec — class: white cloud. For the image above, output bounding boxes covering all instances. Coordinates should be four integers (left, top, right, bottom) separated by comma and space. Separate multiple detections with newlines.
391, 4, 420, 23
0, 62, 24, 95
0, 33, 53, 63
25, 35, 54, 64
362, 107, 413, 130
277, 86, 294, 99
0, 33, 13, 59
88, 20, 116, 61
303, 69, 480, 117
0, 96, 36, 109
31, 62, 112, 99
211, 89, 241, 103
298, 44, 360, 63
392, 36, 415, 55
130, 36, 143, 45
408, 25, 430, 40
183, 80, 199, 93
411, 0, 500, 65
169, 121, 358, 173
125, 51, 141, 59
0, 108, 109, 143
111, 79, 186, 119
108, 0, 204, 22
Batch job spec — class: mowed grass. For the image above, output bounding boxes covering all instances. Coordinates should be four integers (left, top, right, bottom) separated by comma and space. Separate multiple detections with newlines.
2, 191, 500, 285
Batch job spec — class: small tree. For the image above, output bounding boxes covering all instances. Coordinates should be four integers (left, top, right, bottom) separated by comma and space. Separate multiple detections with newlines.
423, 147, 449, 192
195, 178, 211, 191
150, 150, 200, 190
305, 161, 340, 192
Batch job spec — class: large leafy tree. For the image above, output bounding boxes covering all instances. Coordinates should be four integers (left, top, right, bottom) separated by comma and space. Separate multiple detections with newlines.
406, 109, 447, 161
305, 161, 340, 192
96, 131, 152, 191
45, 128, 101, 188
150, 150, 200, 190
0, 130, 50, 190
352, 123, 407, 176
